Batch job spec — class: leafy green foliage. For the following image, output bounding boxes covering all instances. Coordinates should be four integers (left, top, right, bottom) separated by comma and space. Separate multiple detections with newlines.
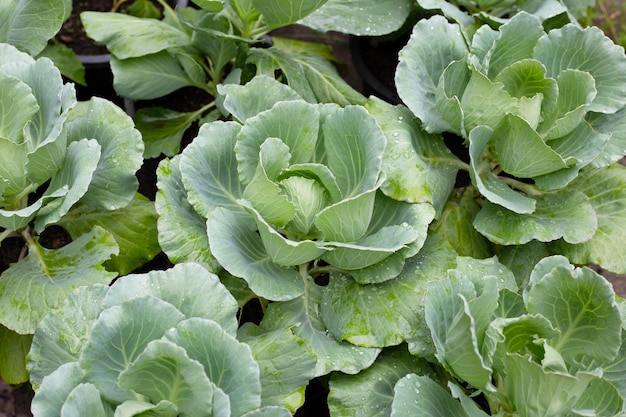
396, 12, 626, 273
80, 0, 367, 158
300, 0, 415, 36
0, 43, 155, 383
28, 263, 300, 416
159, 76, 435, 300
0, 0, 71, 56
3, 1, 626, 415
388, 256, 625, 417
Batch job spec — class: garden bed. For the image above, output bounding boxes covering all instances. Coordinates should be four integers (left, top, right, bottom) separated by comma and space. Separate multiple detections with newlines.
2, 0, 626, 416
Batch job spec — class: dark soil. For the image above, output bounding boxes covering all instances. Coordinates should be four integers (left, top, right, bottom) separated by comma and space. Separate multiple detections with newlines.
349, 33, 409, 104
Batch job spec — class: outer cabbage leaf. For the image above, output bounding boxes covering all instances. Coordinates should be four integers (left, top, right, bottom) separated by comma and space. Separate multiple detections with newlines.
113, 400, 177, 417
395, 15, 468, 134
64, 98, 144, 211
431, 187, 493, 258
31, 362, 87, 417
110, 52, 208, 100
503, 353, 599, 417
587, 107, 626, 168
534, 24, 626, 114
81, 12, 192, 59
27, 285, 109, 389
155, 156, 219, 271
180, 121, 244, 216
238, 324, 317, 411
250, 0, 327, 29
473, 189, 597, 245
259, 278, 380, 376
526, 264, 622, 363
0, 325, 32, 384
365, 97, 459, 212
58, 193, 160, 275
0, 57, 73, 162
553, 164, 626, 273
219, 75, 302, 123
246, 47, 366, 106
132, 106, 200, 159
415, 0, 585, 27
571, 376, 624, 416
280, 50, 366, 106
300, 0, 413, 36
534, 121, 611, 191
328, 346, 434, 417
0, 0, 71, 56
391, 374, 487, 417
103, 263, 240, 335
321, 236, 457, 347
0, 226, 118, 335
165, 318, 262, 416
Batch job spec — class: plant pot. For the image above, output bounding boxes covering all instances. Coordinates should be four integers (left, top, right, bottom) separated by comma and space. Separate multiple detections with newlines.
349, 33, 410, 105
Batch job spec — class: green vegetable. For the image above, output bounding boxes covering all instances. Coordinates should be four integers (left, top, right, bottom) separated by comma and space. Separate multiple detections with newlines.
389, 256, 625, 417
158, 75, 435, 301
27, 262, 304, 415
395, 12, 626, 273
80, 0, 367, 158
0, 43, 154, 383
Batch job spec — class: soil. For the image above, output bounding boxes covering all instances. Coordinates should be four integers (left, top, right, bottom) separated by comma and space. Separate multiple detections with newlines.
350, 33, 409, 104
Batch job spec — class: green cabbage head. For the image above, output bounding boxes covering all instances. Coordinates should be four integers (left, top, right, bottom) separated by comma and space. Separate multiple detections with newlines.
28, 263, 299, 416
159, 76, 435, 301
395, 12, 626, 272
0, 43, 143, 233
397, 12, 626, 198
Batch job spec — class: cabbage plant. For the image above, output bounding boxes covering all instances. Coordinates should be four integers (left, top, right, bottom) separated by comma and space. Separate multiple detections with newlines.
154, 76, 458, 384
0, 43, 157, 383
389, 255, 626, 416
395, 12, 626, 273
27, 262, 305, 416
157, 75, 436, 301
